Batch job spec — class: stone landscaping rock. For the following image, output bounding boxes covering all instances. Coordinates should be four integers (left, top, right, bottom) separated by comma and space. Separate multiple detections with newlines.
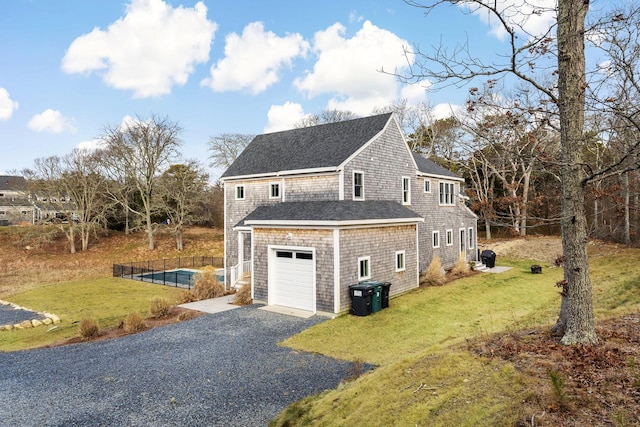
0, 300, 62, 332
20, 320, 33, 328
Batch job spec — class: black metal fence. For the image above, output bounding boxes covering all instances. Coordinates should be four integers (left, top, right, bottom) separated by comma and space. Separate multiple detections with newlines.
113, 256, 224, 290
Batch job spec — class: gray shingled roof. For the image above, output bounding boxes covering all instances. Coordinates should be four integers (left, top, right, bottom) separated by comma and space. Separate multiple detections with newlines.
221, 113, 393, 178
0, 175, 27, 191
238, 200, 422, 226
411, 152, 461, 179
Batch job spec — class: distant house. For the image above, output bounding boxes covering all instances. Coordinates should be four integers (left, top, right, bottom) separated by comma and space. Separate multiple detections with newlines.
0, 175, 34, 225
0, 175, 76, 225
220, 113, 477, 315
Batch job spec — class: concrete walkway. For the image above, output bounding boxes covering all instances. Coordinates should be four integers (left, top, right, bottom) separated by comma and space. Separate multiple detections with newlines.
178, 295, 240, 314
179, 296, 318, 319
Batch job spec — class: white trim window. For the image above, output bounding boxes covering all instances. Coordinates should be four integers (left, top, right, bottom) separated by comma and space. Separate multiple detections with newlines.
269, 182, 280, 199
358, 256, 371, 281
424, 179, 431, 193
468, 227, 474, 249
446, 229, 453, 246
395, 250, 406, 272
235, 184, 245, 200
353, 171, 364, 200
432, 230, 440, 248
402, 177, 411, 205
439, 181, 455, 206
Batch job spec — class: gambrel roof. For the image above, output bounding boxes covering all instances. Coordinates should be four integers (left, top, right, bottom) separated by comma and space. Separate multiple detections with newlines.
411, 152, 462, 181
221, 113, 393, 179
238, 200, 423, 227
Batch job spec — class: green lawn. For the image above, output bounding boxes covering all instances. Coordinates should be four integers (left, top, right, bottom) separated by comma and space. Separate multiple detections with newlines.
272, 251, 640, 426
283, 259, 564, 365
1, 278, 185, 352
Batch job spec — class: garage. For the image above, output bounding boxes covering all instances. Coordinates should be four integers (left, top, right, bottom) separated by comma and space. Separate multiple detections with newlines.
271, 249, 315, 312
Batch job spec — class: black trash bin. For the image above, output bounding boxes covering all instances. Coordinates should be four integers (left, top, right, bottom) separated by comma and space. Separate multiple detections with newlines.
349, 283, 373, 316
481, 249, 496, 268
381, 282, 391, 308
360, 281, 383, 313
531, 265, 542, 274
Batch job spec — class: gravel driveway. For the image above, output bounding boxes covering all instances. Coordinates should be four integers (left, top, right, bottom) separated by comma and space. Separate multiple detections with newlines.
0, 305, 355, 426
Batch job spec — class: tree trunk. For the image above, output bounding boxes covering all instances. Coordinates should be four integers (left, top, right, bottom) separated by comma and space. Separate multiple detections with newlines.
81, 226, 89, 251
176, 226, 184, 251
485, 216, 491, 240
520, 171, 531, 236
146, 212, 155, 250
551, 280, 569, 337
555, 0, 597, 345
623, 172, 631, 245
125, 207, 130, 235
68, 225, 76, 254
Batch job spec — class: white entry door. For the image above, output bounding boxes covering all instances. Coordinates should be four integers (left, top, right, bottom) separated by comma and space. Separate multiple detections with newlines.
272, 249, 315, 311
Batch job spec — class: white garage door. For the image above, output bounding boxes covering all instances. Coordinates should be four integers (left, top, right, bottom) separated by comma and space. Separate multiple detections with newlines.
272, 250, 314, 311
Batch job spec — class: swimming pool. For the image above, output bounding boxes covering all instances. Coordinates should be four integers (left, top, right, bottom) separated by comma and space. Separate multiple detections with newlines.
137, 269, 197, 288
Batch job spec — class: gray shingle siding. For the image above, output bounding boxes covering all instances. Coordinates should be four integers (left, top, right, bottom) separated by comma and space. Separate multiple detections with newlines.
343, 120, 416, 203
338, 225, 418, 312
222, 113, 478, 313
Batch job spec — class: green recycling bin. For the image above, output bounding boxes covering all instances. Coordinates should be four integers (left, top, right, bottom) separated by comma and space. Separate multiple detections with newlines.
361, 281, 383, 313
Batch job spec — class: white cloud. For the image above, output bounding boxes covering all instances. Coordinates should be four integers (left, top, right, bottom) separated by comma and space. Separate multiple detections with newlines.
28, 109, 76, 134
294, 21, 414, 115
202, 22, 309, 94
61, 0, 216, 98
464, 0, 556, 40
77, 138, 106, 151
264, 102, 305, 133
400, 83, 429, 105
0, 88, 18, 120
432, 103, 462, 120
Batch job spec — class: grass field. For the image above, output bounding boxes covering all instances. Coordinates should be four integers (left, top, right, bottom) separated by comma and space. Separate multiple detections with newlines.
0, 226, 223, 351
283, 259, 564, 365
1, 278, 186, 352
271, 245, 640, 426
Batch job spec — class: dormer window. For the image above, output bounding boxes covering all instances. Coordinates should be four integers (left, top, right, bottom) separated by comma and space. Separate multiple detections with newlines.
235, 185, 245, 200
353, 171, 364, 200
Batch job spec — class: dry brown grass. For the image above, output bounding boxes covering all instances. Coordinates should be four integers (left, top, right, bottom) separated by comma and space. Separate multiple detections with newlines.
449, 252, 471, 276
78, 317, 100, 340
188, 266, 225, 301
420, 255, 446, 286
0, 226, 223, 297
233, 283, 252, 305
123, 312, 147, 333
149, 296, 172, 318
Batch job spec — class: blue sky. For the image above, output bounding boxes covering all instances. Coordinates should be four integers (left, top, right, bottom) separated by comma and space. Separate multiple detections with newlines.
0, 0, 556, 179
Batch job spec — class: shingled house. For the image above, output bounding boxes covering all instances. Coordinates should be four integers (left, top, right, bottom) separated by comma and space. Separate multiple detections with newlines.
0, 175, 34, 225
220, 113, 477, 315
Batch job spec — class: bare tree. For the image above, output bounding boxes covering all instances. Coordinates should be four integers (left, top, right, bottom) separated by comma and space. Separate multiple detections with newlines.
460, 83, 559, 236
157, 161, 210, 251
24, 149, 110, 253
294, 109, 357, 128
401, 0, 596, 344
208, 133, 255, 170
99, 115, 182, 250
